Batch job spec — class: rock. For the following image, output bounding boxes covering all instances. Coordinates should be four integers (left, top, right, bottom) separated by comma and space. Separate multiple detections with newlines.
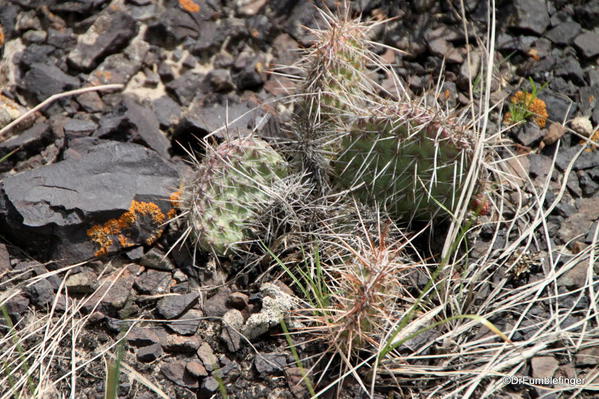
0, 140, 179, 262
202, 287, 231, 317
139, 248, 175, 272
197, 342, 219, 371
531, 356, 559, 379
157, 292, 200, 320
199, 376, 220, 398
3, 294, 29, 321
514, 124, 544, 147
542, 122, 567, 147
166, 308, 203, 335
575, 347, 599, 366
510, 0, 550, 35
163, 335, 201, 353
20, 63, 79, 102
254, 353, 287, 375
65, 270, 98, 295
570, 116, 594, 138
0, 121, 52, 161
134, 269, 172, 294
286, 367, 309, 399
242, 283, 297, 340
538, 90, 576, 123
68, 11, 138, 71
558, 257, 591, 289
206, 69, 235, 92
126, 327, 164, 347
137, 343, 163, 363
186, 360, 208, 378
221, 309, 244, 352
558, 198, 599, 244
554, 57, 585, 85
0, 94, 29, 131
161, 360, 199, 388
178, 99, 266, 140
578, 171, 599, 197
63, 118, 97, 139
76, 91, 106, 113
574, 31, 599, 59
165, 70, 206, 105
546, 21, 581, 45
226, 292, 249, 310
87, 38, 149, 85
232, 49, 265, 90
0, 243, 10, 274
85, 266, 137, 314
93, 95, 171, 159
47, 28, 76, 49
151, 95, 182, 130
24, 278, 54, 307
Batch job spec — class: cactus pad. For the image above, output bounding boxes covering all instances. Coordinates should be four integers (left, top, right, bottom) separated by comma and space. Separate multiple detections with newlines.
182, 137, 289, 255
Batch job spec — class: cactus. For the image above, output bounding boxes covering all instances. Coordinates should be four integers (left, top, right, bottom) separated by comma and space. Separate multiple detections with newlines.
331, 101, 475, 222
289, 9, 377, 190
181, 137, 289, 256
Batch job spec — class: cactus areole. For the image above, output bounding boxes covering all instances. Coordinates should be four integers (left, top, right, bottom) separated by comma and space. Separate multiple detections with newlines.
182, 137, 289, 255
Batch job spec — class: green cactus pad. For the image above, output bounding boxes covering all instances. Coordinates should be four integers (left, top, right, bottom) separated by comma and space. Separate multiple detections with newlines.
183, 137, 289, 256
332, 103, 474, 221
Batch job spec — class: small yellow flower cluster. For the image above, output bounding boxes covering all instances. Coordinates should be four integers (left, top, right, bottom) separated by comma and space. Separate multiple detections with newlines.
503, 91, 549, 128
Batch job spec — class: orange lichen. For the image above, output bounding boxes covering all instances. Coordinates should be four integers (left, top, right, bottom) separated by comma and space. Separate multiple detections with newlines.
581, 129, 599, 152
87, 200, 169, 257
0, 25, 4, 47
169, 190, 182, 208
179, 0, 200, 13
504, 91, 548, 128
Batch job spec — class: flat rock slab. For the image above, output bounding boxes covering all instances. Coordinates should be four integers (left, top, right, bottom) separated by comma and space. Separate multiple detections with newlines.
0, 140, 179, 262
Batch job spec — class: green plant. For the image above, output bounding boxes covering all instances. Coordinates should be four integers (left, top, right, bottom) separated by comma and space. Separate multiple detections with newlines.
1, 304, 36, 398
180, 136, 289, 256
504, 78, 549, 127
104, 336, 126, 399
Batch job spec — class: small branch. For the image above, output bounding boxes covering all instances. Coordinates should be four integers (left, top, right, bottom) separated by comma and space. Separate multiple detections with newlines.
0, 84, 124, 141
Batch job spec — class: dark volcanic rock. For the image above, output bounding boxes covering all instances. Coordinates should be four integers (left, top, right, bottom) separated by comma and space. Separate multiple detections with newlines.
137, 343, 163, 363
68, 11, 138, 71
93, 95, 170, 158
151, 95, 182, 129
510, 0, 550, 35
20, 63, 79, 103
254, 353, 287, 375
166, 309, 203, 335
0, 140, 179, 262
166, 70, 206, 105
24, 278, 54, 307
574, 31, 599, 59
161, 360, 199, 388
156, 292, 200, 320
545, 21, 581, 46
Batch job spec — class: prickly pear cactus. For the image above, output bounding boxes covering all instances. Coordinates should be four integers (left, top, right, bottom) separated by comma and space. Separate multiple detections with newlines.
181, 137, 289, 256
290, 10, 376, 189
332, 102, 475, 221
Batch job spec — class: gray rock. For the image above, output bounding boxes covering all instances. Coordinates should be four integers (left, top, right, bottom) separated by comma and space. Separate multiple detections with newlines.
555, 146, 599, 171
546, 21, 581, 45
511, 0, 550, 35
68, 11, 138, 70
25, 278, 54, 307
554, 57, 585, 85
126, 326, 164, 347
166, 309, 203, 335
134, 269, 172, 294
221, 309, 244, 352
161, 360, 199, 388
202, 287, 231, 317
514, 124, 544, 147
63, 119, 98, 138
87, 38, 149, 85
538, 91, 576, 123
575, 347, 599, 366
157, 292, 200, 319
206, 69, 235, 92
574, 31, 599, 59
166, 70, 206, 105
197, 342, 219, 372
65, 271, 98, 295
136, 343, 163, 363
226, 292, 249, 310
0, 121, 52, 157
186, 360, 208, 378
0, 243, 10, 275
151, 95, 182, 130
199, 377, 220, 397
4, 294, 29, 321
163, 335, 201, 353
139, 248, 175, 271
21, 63, 79, 102
0, 140, 179, 262
578, 171, 599, 197
254, 353, 287, 375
